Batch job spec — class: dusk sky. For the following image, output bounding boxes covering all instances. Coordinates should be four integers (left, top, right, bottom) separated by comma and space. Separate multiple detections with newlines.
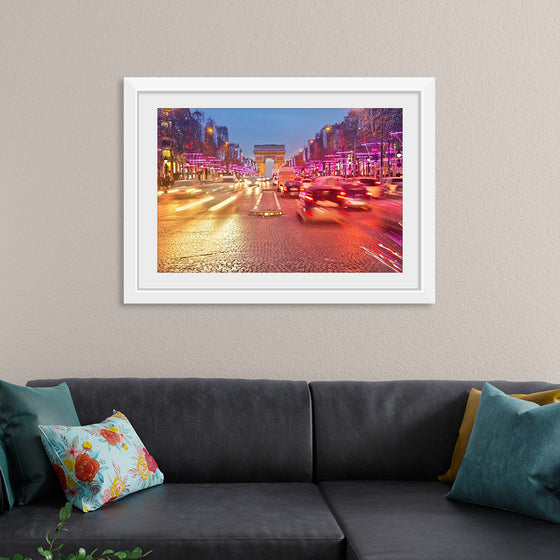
191, 108, 351, 161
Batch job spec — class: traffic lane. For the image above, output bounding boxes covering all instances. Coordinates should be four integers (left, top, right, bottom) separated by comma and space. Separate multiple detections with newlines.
158, 184, 260, 220
278, 197, 403, 272
157, 186, 261, 271
243, 199, 399, 273
158, 182, 240, 204
158, 192, 262, 273
342, 200, 403, 273
159, 213, 389, 273
158, 185, 211, 219
157, 193, 402, 273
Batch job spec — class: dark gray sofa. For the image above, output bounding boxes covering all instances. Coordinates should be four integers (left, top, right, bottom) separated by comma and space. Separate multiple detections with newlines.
1, 378, 560, 560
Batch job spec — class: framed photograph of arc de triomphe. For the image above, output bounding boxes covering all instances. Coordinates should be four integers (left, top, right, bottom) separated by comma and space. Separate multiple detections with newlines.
124, 77, 435, 304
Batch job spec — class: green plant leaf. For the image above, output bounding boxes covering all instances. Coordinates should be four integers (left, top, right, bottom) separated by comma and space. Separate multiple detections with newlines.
39, 549, 53, 560
11, 499, 148, 560
64, 502, 73, 518
59, 502, 72, 522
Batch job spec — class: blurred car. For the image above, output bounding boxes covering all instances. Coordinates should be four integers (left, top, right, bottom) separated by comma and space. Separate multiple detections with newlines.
219, 174, 240, 192
337, 183, 373, 210
280, 180, 301, 197
300, 178, 313, 189
296, 185, 348, 224
380, 177, 403, 196
277, 167, 296, 188
370, 199, 403, 233
312, 175, 347, 188
352, 177, 387, 198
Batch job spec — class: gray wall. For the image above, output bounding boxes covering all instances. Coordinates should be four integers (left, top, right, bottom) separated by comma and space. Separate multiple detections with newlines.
2, 1, 559, 384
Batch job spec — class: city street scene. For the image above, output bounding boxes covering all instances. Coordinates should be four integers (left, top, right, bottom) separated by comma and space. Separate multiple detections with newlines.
158, 108, 403, 273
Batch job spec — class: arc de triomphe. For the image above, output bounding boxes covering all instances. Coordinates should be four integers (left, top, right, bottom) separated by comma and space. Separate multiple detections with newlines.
253, 144, 286, 175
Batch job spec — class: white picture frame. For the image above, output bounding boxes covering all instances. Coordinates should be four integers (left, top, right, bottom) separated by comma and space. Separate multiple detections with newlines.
124, 77, 435, 304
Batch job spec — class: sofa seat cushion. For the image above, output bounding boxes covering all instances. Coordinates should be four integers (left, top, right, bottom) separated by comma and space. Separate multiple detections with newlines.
0, 483, 344, 560
319, 481, 560, 560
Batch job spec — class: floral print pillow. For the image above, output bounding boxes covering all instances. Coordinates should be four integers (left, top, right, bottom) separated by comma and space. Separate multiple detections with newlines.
38, 411, 164, 512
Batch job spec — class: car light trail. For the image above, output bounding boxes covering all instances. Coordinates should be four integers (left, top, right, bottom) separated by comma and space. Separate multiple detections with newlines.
360, 246, 403, 273
175, 196, 214, 212
378, 243, 402, 260
208, 194, 238, 212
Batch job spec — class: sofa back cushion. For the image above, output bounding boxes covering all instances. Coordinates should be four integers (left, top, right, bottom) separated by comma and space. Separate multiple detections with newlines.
27, 378, 313, 483
310, 380, 560, 481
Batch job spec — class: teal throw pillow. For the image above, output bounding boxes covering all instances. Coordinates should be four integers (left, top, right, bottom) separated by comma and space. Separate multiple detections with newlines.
0, 380, 80, 504
39, 411, 164, 512
446, 382, 560, 523
0, 439, 15, 511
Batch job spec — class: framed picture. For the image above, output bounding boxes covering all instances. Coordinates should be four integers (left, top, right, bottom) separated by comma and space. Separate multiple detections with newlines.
124, 77, 434, 304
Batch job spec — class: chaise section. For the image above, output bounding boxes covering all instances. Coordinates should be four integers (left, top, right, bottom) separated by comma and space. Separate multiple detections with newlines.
319, 481, 560, 560
1, 483, 345, 560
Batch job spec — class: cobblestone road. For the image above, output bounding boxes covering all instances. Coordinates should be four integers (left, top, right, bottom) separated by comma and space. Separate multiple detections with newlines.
158, 183, 402, 273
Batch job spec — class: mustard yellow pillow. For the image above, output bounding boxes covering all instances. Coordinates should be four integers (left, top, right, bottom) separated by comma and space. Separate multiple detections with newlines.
438, 387, 560, 484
